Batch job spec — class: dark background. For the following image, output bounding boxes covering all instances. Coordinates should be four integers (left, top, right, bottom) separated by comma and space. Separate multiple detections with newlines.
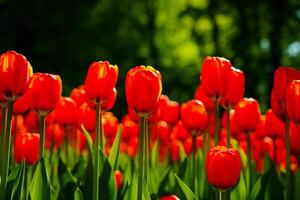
1, 0, 300, 117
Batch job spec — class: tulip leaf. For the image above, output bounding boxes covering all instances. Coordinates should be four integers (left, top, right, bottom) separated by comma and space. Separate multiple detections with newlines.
179, 142, 187, 162
231, 171, 247, 200
108, 127, 121, 171
250, 160, 284, 200
294, 168, 300, 200
150, 141, 159, 167
99, 148, 117, 200
124, 174, 151, 200
174, 173, 196, 200
81, 124, 94, 156
58, 158, 77, 189
29, 159, 51, 200
83, 158, 93, 200
7, 160, 26, 200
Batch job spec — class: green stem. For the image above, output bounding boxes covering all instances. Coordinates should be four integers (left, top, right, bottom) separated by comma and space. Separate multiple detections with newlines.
246, 132, 252, 196
220, 190, 227, 200
0, 106, 7, 181
144, 119, 149, 184
192, 134, 197, 196
0, 100, 14, 199
285, 118, 291, 200
226, 108, 231, 148
138, 116, 146, 200
92, 102, 101, 200
39, 115, 46, 159
214, 98, 219, 146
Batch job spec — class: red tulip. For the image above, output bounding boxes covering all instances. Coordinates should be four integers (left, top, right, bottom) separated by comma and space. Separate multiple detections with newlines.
253, 115, 266, 139
70, 86, 91, 107
234, 98, 261, 132
55, 97, 78, 125
125, 66, 162, 116
103, 112, 118, 139
221, 67, 245, 107
206, 146, 241, 190
121, 118, 139, 140
200, 56, 232, 99
155, 121, 169, 143
45, 123, 65, 149
290, 122, 300, 155
194, 84, 214, 112
14, 133, 39, 165
27, 73, 62, 116
160, 195, 180, 200
84, 61, 118, 103
114, 170, 123, 191
101, 87, 117, 111
13, 92, 30, 114
221, 109, 241, 138
170, 120, 190, 142
78, 102, 96, 132
265, 109, 284, 139
286, 80, 300, 124
0, 50, 33, 100
170, 140, 180, 163
159, 99, 180, 125
181, 99, 208, 133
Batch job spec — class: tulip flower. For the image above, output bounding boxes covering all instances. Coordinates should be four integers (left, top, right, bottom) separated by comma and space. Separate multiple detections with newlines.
181, 99, 208, 194
234, 98, 260, 194
272, 67, 300, 199
101, 87, 117, 111
70, 86, 89, 107
125, 65, 162, 200
84, 61, 118, 200
286, 80, 300, 124
14, 133, 39, 165
103, 112, 118, 140
200, 56, 232, 146
206, 146, 241, 199
194, 84, 214, 112
114, 170, 123, 191
220, 67, 245, 147
290, 122, 300, 155
160, 195, 180, 200
55, 97, 78, 125
160, 99, 180, 125
265, 109, 284, 139
0, 50, 33, 198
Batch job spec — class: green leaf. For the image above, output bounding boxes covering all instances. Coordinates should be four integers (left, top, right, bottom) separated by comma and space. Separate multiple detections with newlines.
174, 173, 196, 200
83, 158, 93, 200
124, 175, 138, 200
81, 124, 94, 156
179, 142, 187, 162
108, 128, 121, 171
231, 172, 247, 200
58, 158, 77, 189
74, 187, 83, 200
99, 148, 117, 200
150, 141, 159, 167
142, 180, 151, 200
7, 161, 26, 200
29, 159, 51, 200
250, 161, 284, 200
294, 167, 300, 200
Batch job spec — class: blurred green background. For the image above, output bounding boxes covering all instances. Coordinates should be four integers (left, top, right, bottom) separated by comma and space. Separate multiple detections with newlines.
1, 0, 300, 117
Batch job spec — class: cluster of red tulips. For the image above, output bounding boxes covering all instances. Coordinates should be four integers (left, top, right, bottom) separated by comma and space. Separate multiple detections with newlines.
0, 50, 300, 200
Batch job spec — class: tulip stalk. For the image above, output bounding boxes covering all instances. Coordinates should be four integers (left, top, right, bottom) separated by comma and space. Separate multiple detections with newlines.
285, 118, 291, 200
0, 100, 14, 199
0, 106, 7, 179
246, 132, 252, 195
138, 116, 147, 200
226, 108, 231, 148
92, 102, 102, 200
39, 115, 46, 159
144, 121, 149, 183
220, 190, 227, 200
191, 134, 197, 196
214, 98, 219, 146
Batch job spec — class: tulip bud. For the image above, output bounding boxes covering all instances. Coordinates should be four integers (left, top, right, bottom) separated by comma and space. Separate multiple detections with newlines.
234, 98, 261, 132
206, 146, 241, 190
114, 170, 123, 191
14, 133, 39, 165
160, 195, 180, 200
286, 80, 300, 124
125, 66, 162, 117
0, 50, 33, 101
55, 97, 78, 125
181, 99, 208, 134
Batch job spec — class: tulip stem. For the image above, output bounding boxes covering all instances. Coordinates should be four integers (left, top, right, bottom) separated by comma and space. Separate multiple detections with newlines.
138, 116, 146, 200
192, 134, 197, 196
0, 100, 14, 199
93, 102, 101, 200
214, 98, 219, 146
0, 106, 7, 181
220, 190, 227, 200
39, 115, 46, 159
285, 118, 291, 200
226, 108, 231, 148
246, 132, 252, 196
144, 120, 149, 184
